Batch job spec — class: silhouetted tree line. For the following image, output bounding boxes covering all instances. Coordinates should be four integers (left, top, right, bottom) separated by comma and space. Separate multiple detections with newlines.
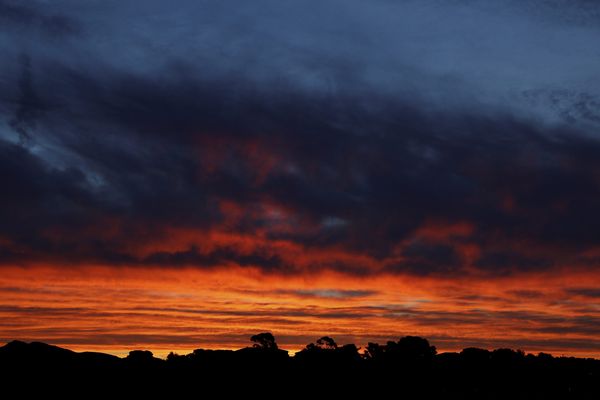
1, 334, 599, 398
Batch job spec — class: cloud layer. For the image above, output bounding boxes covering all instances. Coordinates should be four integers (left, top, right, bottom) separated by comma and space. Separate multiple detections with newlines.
2, 0, 600, 277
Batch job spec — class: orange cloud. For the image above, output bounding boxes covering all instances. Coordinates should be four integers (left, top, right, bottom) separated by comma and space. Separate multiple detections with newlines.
1, 265, 599, 358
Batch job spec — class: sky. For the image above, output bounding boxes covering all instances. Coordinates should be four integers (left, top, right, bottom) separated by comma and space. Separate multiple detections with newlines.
1, 0, 600, 357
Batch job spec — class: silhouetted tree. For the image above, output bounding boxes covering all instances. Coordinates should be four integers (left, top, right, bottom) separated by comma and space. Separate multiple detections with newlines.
364, 342, 384, 360
296, 336, 338, 364
383, 336, 436, 363
316, 336, 337, 350
126, 350, 154, 362
537, 352, 553, 361
492, 348, 525, 364
295, 336, 363, 369
338, 343, 361, 363
250, 332, 278, 350
397, 336, 436, 359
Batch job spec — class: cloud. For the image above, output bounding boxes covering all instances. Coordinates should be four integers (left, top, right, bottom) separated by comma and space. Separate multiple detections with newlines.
0, 0, 81, 38
2, 60, 600, 276
7, 54, 44, 144
142, 245, 286, 271
566, 288, 600, 298
277, 289, 378, 299
1, 1, 600, 278
505, 290, 545, 299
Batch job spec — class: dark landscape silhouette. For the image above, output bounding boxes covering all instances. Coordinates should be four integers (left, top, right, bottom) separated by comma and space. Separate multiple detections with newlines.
1, 333, 599, 398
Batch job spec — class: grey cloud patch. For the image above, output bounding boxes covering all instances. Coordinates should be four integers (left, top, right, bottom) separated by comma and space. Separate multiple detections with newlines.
521, 89, 600, 128
566, 288, 600, 298
0, 305, 87, 315
506, 290, 546, 299
387, 242, 463, 275
132, 306, 373, 320
278, 289, 378, 299
474, 251, 554, 275
143, 245, 286, 271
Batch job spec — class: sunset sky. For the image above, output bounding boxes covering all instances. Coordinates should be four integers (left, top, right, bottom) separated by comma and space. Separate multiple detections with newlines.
2, 0, 600, 358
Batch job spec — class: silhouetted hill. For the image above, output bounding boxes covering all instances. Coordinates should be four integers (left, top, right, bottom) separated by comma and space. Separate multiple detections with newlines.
1, 335, 599, 398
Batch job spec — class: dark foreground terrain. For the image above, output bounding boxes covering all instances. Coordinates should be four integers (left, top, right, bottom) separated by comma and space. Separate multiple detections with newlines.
1, 333, 599, 398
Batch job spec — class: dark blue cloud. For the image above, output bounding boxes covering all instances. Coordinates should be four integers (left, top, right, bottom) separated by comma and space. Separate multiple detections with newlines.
0, 0, 81, 38
1, 1, 600, 275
